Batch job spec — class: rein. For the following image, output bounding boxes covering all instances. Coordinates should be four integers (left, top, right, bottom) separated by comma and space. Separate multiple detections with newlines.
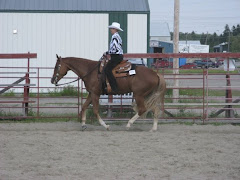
55, 61, 101, 86
56, 78, 80, 86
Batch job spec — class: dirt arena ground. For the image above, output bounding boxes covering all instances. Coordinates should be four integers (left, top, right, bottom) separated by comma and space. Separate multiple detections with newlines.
0, 122, 240, 180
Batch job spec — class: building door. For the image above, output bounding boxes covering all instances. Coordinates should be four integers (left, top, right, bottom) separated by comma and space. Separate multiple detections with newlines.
153, 47, 163, 53
153, 47, 164, 63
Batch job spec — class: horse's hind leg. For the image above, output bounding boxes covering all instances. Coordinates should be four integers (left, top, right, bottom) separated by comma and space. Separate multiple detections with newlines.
91, 93, 110, 130
126, 95, 146, 129
81, 93, 92, 130
151, 107, 161, 132
126, 113, 140, 129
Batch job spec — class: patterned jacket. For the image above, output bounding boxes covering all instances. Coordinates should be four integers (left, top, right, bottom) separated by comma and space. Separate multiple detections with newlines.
108, 32, 123, 54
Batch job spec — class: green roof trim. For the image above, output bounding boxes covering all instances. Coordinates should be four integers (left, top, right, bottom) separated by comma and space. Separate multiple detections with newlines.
0, 0, 150, 13
0, 10, 149, 14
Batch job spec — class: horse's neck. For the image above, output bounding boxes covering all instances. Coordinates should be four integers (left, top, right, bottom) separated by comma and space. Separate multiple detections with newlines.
63, 58, 98, 78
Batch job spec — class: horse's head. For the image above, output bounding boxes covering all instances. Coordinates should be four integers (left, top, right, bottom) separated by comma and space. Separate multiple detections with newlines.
51, 54, 69, 85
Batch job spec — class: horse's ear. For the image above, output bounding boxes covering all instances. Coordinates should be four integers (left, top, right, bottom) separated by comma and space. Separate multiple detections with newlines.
56, 54, 59, 59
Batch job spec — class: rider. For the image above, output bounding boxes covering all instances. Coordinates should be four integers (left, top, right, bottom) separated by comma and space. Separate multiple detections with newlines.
104, 22, 123, 92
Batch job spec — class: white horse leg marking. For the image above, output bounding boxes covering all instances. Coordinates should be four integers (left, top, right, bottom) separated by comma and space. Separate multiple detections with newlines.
97, 115, 110, 130
126, 113, 140, 128
90, 93, 109, 130
151, 118, 158, 132
151, 108, 161, 132
82, 110, 86, 126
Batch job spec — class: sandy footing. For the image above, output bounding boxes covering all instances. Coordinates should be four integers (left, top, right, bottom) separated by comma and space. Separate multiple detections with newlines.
0, 122, 240, 180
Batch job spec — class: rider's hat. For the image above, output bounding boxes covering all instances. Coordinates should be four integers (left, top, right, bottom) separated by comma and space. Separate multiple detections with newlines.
108, 22, 123, 31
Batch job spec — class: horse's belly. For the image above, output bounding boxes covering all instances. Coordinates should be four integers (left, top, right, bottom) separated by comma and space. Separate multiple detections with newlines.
116, 77, 132, 93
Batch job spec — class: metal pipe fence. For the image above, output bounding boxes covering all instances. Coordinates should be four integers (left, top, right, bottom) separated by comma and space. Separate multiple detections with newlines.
0, 53, 240, 122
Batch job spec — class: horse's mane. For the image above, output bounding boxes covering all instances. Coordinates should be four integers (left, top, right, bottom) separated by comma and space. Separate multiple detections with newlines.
63, 57, 99, 65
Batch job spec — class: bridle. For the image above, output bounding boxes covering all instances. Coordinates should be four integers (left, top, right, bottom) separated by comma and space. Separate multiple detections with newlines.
53, 61, 79, 86
53, 62, 62, 85
54, 58, 101, 86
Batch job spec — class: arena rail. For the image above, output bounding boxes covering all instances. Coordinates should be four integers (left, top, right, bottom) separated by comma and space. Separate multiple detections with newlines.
122, 52, 240, 122
123, 53, 240, 59
0, 53, 240, 123
0, 53, 37, 116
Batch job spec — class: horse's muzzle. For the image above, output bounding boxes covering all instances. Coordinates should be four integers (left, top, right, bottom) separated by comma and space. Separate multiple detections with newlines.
51, 77, 58, 85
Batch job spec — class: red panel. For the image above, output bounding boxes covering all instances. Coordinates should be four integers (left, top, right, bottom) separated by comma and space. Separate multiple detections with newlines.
123, 53, 240, 59
0, 53, 37, 59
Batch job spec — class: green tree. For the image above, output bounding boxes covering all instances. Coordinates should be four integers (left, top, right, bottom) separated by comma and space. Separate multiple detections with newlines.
222, 24, 231, 43
191, 31, 197, 40
230, 35, 240, 52
200, 33, 206, 45
236, 24, 240, 34
232, 25, 237, 36
169, 23, 240, 52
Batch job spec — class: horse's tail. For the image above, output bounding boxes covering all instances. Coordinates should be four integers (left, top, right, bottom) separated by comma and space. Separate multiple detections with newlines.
133, 73, 166, 117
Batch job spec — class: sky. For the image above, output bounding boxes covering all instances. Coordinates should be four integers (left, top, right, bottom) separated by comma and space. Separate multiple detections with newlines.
148, 0, 240, 34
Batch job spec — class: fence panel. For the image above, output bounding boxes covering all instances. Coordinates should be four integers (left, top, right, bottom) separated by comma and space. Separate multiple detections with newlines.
1, 53, 240, 122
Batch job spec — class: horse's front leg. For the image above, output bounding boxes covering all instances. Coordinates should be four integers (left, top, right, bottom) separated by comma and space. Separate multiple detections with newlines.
91, 93, 110, 130
80, 93, 92, 131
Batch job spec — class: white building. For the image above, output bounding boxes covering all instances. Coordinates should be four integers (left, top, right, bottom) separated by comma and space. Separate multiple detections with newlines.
150, 22, 171, 42
179, 41, 209, 53
0, 0, 150, 92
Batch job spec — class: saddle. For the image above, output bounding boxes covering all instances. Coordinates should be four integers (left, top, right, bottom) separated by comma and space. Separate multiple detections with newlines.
99, 57, 132, 78
99, 55, 136, 94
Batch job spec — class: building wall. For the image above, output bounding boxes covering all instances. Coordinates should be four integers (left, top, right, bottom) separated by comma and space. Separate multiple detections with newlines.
127, 14, 147, 53
158, 41, 173, 53
149, 41, 173, 65
0, 13, 109, 91
0, 13, 109, 65
0, 12, 149, 92
127, 14, 148, 65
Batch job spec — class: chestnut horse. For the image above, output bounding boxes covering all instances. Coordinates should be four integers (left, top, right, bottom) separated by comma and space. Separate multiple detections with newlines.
51, 55, 166, 131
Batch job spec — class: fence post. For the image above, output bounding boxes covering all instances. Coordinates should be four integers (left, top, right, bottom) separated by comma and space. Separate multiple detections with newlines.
225, 74, 234, 118
107, 95, 113, 118
23, 52, 31, 116
203, 68, 206, 124
37, 68, 40, 118
78, 78, 80, 121
225, 58, 234, 118
23, 74, 29, 116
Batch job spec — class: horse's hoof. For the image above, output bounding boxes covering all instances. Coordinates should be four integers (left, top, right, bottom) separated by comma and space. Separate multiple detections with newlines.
126, 126, 131, 131
126, 124, 131, 130
82, 125, 87, 131
106, 125, 110, 131
150, 129, 157, 132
